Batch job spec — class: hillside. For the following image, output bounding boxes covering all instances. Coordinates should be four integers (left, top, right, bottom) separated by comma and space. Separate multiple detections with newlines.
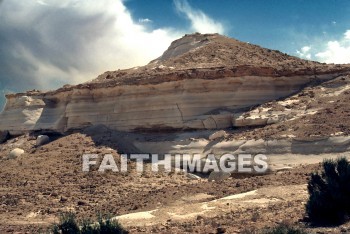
1, 33, 350, 135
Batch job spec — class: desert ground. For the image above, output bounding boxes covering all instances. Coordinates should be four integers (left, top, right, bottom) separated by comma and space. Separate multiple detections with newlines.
1, 133, 350, 233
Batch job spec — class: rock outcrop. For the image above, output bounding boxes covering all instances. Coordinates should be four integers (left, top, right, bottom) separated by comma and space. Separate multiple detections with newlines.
1, 33, 349, 135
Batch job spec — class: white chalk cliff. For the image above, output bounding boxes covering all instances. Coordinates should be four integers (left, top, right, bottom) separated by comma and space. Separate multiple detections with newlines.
1, 33, 350, 135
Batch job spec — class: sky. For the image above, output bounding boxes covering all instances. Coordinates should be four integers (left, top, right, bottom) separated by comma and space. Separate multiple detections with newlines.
0, 0, 350, 109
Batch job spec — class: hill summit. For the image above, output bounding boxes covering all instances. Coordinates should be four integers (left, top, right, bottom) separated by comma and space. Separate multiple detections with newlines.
149, 32, 319, 69
93, 33, 345, 85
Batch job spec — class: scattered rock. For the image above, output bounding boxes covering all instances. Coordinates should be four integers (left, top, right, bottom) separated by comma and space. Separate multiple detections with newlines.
8, 148, 24, 159
208, 171, 231, 182
186, 173, 201, 180
217, 226, 226, 233
209, 130, 227, 141
233, 116, 268, 127
77, 200, 88, 206
36, 135, 50, 146
0, 130, 10, 143
275, 166, 294, 172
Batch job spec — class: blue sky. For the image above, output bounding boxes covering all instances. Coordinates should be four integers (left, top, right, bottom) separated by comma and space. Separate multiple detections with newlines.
0, 0, 350, 109
126, 0, 350, 54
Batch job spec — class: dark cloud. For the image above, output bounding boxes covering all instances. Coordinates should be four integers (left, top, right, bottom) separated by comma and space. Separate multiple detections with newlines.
0, 1, 183, 109
0, 0, 224, 109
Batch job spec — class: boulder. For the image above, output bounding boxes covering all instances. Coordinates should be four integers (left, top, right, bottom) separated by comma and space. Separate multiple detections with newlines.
36, 135, 50, 146
8, 148, 24, 159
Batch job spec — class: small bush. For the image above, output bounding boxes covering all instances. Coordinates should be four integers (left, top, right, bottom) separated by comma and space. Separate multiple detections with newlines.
51, 212, 127, 234
52, 212, 80, 234
306, 157, 350, 225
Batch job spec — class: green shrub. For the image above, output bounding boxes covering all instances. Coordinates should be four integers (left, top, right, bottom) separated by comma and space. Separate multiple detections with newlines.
306, 157, 350, 225
51, 212, 127, 234
52, 212, 80, 234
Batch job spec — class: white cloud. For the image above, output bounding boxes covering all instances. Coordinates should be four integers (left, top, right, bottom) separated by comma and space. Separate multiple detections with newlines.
0, 0, 182, 91
174, 0, 225, 34
0, 0, 225, 100
345, 30, 350, 40
296, 30, 350, 64
138, 18, 152, 23
296, 46, 311, 60
315, 30, 350, 64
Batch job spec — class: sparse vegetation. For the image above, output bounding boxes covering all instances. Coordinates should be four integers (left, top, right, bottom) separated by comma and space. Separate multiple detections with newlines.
306, 157, 350, 225
51, 212, 127, 234
52, 212, 79, 234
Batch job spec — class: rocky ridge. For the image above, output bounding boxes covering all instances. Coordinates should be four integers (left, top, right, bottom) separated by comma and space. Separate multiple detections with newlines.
1, 33, 350, 135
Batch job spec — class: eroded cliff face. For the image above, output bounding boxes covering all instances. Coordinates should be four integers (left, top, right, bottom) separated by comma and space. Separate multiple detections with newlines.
1, 33, 350, 134
1, 71, 348, 135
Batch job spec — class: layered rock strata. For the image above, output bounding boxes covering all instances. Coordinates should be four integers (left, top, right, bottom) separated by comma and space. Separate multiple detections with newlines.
1, 71, 347, 135
1, 33, 349, 134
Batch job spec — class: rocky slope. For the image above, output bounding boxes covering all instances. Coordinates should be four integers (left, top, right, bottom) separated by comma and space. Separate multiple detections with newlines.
1, 33, 350, 135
